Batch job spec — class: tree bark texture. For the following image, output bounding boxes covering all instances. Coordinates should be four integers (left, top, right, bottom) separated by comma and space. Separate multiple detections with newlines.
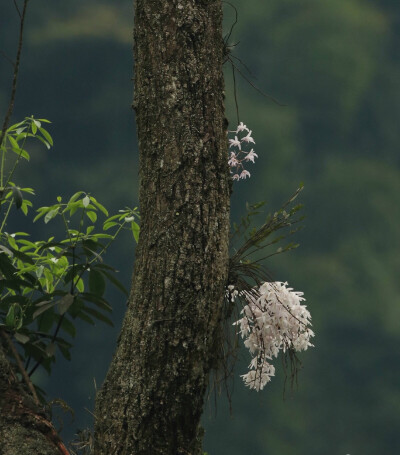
0, 343, 67, 455
94, 1, 230, 454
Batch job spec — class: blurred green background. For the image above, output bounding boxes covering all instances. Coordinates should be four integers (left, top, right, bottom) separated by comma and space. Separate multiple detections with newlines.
1, 0, 400, 453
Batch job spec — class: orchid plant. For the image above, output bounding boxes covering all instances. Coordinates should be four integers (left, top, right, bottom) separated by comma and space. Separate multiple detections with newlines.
232, 281, 314, 391
228, 122, 258, 180
226, 124, 313, 391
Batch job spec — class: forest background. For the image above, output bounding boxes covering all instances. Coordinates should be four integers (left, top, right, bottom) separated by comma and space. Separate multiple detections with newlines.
1, 0, 399, 454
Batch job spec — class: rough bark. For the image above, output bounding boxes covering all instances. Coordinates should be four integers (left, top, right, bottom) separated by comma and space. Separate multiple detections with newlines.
0, 343, 67, 455
94, 0, 230, 454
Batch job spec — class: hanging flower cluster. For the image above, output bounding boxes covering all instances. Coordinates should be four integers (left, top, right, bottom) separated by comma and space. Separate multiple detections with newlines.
228, 122, 257, 180
233, 281, 314, 391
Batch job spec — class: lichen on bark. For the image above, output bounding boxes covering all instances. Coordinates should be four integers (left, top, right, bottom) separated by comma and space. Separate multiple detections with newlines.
94, 1, 230, 454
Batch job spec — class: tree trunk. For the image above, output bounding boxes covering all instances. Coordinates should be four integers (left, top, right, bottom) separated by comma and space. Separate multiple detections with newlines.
0, 343, 67, 455
94, 1, 230, 454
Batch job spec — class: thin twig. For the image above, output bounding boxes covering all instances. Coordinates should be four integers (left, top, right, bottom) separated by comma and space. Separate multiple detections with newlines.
13, 0, 22, 19
1, 328, 40, 405
0, 51, 15, 68
0, 0, 30, 150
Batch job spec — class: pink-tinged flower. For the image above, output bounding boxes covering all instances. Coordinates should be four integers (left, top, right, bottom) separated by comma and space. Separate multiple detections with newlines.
228, 152, 239, 167
229, 136, 241, 149
236, 122, 249, 133
244, 149, 258, 163
240, 170, 251, 179
241, 130, 255, 144
232, 174, 240, 181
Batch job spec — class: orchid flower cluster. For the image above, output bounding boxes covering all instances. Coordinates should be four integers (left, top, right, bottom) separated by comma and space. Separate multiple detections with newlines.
232, 281, 314, 391
228, 122, 257, 180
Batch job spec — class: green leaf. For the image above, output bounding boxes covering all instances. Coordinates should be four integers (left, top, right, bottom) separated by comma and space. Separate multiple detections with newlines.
89, 196, 108, 216
58, 342, 72, 361
8, 247, 34, 265
35, 135, 51, 149
81, 307, 113, 326
88, 269, 106, 297
80, 292, 112, 312
86, 211, 97, 223
39, 127, 53, 146
59, 316, 76, 337
76, 311, 95, 325
131, 221, 140, 243
5, 303, 23, 330
99, 269, 128, 296
33, 301, 55, 320
67, 191, 84, 204
36, 265, 44, 278
58, 293, 74, 315
44, 208, 59, 224
14, 332, 30, 344
75, 277, 84, 293
103, 221, 118, 231
37, 306, 56, 333
8, 135, 20, 150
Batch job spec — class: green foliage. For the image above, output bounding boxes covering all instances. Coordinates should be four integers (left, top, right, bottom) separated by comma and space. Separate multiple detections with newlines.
229, 185, 304, 289
0, 118, 139, 395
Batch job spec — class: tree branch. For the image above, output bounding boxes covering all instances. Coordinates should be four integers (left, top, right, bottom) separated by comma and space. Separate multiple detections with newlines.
0, 328, 39, 405
0, 0, 30, 150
